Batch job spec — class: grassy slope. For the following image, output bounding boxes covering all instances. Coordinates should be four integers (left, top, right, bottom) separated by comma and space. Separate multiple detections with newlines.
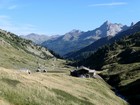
77, 32, 140, 104
0, 67, 127, 105
0, 31, 70, 72
101, 38, 140, 104
0, 43, 68, 71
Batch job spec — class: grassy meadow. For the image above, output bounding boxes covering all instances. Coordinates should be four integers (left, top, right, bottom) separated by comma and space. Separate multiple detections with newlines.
0, 67, 128, 105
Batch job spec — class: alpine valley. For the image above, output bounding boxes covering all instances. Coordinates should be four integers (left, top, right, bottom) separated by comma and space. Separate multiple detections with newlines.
22, 21, 129, 56
21, 21, 140, 105
0, 28, 127, 105
0, 21, 140, 105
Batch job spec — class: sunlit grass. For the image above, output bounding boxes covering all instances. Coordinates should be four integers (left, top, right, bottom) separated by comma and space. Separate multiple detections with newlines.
0, 67, 127, 105
0, 44, 71, 72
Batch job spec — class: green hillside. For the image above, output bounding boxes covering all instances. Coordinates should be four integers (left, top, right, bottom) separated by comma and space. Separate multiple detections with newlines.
0, 30, 128, 104
0, 67, 127, 105
0, 29, 68, 71
77, 32, 140, 105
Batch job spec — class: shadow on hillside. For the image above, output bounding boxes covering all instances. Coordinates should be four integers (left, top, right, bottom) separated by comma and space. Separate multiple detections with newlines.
117, 49, 140, 64
118, 79, 140, 105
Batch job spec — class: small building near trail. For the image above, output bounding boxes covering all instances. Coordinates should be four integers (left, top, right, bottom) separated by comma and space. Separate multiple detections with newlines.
70, 66, 102, 79
36, 66, 47, 73
36, 67, 41, 72
42, 69, 47, 72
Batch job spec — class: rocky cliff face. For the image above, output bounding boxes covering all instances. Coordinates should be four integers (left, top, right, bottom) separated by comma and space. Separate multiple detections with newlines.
99, 21, 128, 37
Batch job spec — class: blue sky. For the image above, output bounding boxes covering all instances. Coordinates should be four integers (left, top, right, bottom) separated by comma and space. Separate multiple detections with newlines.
0, 0, 140, 35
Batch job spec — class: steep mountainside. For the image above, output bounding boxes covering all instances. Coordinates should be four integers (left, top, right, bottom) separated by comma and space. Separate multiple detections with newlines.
66, 21, 140, 60
76, 32, 140, 105
42, 30, 85, 56
20, 33, 59, 44
42, 21, 128, 56
65, 36, 112, 59
0, 29, 68, 71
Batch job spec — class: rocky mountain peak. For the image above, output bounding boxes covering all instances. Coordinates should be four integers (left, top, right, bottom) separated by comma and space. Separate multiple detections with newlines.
98, 21, 128, 37
103, 20, 111, 25
42, 21, 129, 56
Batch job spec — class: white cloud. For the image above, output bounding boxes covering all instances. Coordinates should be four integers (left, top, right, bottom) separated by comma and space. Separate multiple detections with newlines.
0, 15, 37, 35
8, 5, 17, 10
89, 2, 127, 7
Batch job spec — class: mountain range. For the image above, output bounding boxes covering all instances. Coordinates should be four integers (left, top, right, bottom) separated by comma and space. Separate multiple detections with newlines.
22, 21, 129, 56
41, 21, 128, 56
65, 21, 140, 60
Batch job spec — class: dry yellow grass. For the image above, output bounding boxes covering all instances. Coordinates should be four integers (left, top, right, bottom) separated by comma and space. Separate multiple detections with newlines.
0, 67, 128, 105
